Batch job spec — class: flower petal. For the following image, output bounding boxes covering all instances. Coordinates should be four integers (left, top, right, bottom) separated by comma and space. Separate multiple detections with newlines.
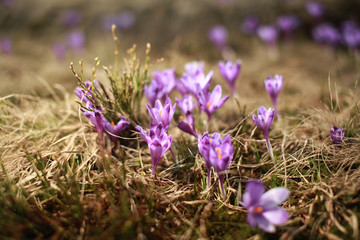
263, 207, 289, 225
260, 187, 289, 208
254, 214, 276, 233
244, 180, 265, 205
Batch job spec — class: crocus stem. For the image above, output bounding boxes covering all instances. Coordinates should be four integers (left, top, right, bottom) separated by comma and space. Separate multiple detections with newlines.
207, 167, 211, 189
219, 174, 226, 200
265, 137, 275, 164
170, 147, 178, 164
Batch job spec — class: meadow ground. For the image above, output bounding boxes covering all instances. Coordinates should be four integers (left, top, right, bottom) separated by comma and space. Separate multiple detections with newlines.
0, 0, 360, 239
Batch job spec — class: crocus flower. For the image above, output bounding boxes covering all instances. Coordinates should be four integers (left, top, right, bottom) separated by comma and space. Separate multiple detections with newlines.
178, 115, 197, 137
218, 60, 241, 95
61, 10, 82, 28
198, 85, 229, 120
208, 133, 233, 199
116, 10, 136, 30
208, 25, 229, 52
184, 61, 204, 77
276, 15, 300, 40
241, 15, 260, 35
330, 126, 345, 149
253, 106, 275, 163
175, 95, 197, 117
306, 1, 325, 20
257, 25, 278, 47
103, 117, 130, 145
146, 97, 176, 131
312, 23, 341, 47
0, 38, 11, 54
180, 70, 213, 98
74, 80, 100, 110
67, 30, 85, 53
53, 42, 66, 61
176, 96, 198, 137
265, 75, 283, 117
83, 109, 104, 136
341, 21, 360, 50
240, 180, 290, 233
144, 68, 176, 106
136, 122, 173, 176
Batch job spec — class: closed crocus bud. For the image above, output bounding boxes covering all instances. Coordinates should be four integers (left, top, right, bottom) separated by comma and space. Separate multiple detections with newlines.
265, 75, 283, 117
178, 115, 197, 138
330, 126, 345, 148
208, 25, 229, 51
240, 180, 290, 233
218, 60, 241, 95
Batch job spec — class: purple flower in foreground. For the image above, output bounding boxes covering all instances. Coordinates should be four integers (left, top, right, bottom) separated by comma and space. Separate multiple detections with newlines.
74, 80, 100, 110
146, 97, 176, 131
198, 85, 229, 120
178, 115, 197, 137
209, 134, 233, 199
1, 38, 11, 54
83, 109, 104, 136
218, 60, 241, 95
253, 106, 275, 163
306, 1, 325, 20
241, 15, 260, 35
265, 75, 283, 117
257, 25, 278, 47
103, 117, 130, 145
208, 25, 229, 51
180, 70, 213, 98
136, 122, 173, 176
330, 126, 345, 147
312, 23, 341, 47
240, 180, 290, 233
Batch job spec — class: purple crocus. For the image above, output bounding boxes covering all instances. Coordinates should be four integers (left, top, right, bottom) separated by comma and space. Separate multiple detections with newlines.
218, 60, 241, 95
306, 1, 325, 20
185, 61, 205, 77
208, 25, 229, 52
176, 95, 198, 137
1, 38, 12, 55
312, 23, 341, 47
241, 15, 260, 35
144, 68, 176, 106
67, 30, 85, 53
61, 10, 82, 28
276, 15, 300, 40
103, 117, 130, 145
180, 70, 213, 98
136, 122, 173, 176
253, 106, 275, 163
208, 133, 233, 199
146, 97, 176, 131
330, 126, 345, 149
265, 75, 283, 117
341, 21, 360, 50
53, 42, 66, 61
198, 85, 229, 120
257, 25, 278, 47
175, 95, 197, 116
178, 115, 197, 137
74, 80, 100, 110
240, 180, 290, 233
83, 109, 104, 136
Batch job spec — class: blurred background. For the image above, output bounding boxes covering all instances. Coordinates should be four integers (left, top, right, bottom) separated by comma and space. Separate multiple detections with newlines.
1, 0, 360, 99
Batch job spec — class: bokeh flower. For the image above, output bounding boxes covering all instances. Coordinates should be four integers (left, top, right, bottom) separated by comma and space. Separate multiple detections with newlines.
241, 15, 260, 35
208, 25, 229, 52
306, 1, 325, 20
257, 25, 278, 47
67, 30, 85, 53
240, 180, 290, 233
276, 15, 300, 39
136, 122, 173, 176
312, 23, 341, 47
180, 70, 213, 98
218, 60, 241, 95
144, 69, 176, 106
265, 75, 283, 117
0, 38, 12, 54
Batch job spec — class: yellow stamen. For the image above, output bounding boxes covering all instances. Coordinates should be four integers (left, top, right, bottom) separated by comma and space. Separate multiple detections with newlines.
111, 121, 115, 127
179, 115, 184, 120
207, 102, 211, 109
215, 147, 222, 159
209, 139, 212, 143
254, 206, 263, 214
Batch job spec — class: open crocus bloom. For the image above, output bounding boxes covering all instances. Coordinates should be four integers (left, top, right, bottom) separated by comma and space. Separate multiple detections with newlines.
240, 180, 289, 233
136, 122, 173, 176
252, 106, 275, 139
198, 85, 229, 120
144, 69, 176, 106
103, 117, 130, 144
146, 97, 176, 131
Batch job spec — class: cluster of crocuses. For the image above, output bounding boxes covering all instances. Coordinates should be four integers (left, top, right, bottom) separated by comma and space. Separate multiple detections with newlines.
74, 80, 130, 147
